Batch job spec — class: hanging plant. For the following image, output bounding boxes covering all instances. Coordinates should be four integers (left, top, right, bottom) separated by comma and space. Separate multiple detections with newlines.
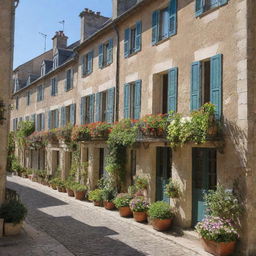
87, 122, 112, 139
71, 125, 91, 142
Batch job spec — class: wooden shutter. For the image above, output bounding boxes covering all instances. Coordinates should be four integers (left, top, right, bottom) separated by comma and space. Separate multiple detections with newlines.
210, 54, 222, 120
65, 71, 68, 92
36, 115, 39, 131
70, 104, 76, 125
41, 113, 45, 130
169, 0, 177, 37
61, 106, 66, 127
80, 97, 86, 125
195, 0, 203, 16
95, 92, 101, 122
168, 67, 178, 112
48, 111, 51, 130
191, 61, 202, 111
152, 10, 160, 45
89, 94, 95, 123
107, 39, 113, 65
124, 83, 131, 119
55, 109, 59, 128
42, 86, 44, 100
135, 21, 142, 52
106, 88, 115, 123
134, 80, 142, 120
70, 69, 74, 89
98, 44, 103, 68
219, 0, 228, 6
88, 51, 93, 74
81, 55, 86, 76
124, 28, 130, 58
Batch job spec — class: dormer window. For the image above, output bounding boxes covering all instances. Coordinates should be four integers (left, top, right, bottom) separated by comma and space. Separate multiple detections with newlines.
41, 63, 46, 76
53, 55, 59, 69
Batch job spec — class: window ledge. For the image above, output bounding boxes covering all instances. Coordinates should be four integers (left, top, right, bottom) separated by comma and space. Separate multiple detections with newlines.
196, 3, 228, 18
100, 62, 113, 70
125, 49, 141, 59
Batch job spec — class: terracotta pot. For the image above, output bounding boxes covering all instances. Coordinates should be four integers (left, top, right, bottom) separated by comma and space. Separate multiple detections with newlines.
104, 201, 115, 210
133, 211, 148, 222
118, 206, 133, 217
75, 190, 86, 200
62, 187, 67, 193
151, 218, 172, 231
51, 184, 57, 190
57, 187, 64, 192
4, 222, 23, 236
208, 125, 218, 136
201, 238, 236, 256
93, 201, 102, 207
67, 188, 74, 197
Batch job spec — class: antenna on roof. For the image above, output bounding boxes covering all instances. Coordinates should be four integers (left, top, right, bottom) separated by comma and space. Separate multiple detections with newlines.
59, 20, 65, 32
39, 32, 47, 52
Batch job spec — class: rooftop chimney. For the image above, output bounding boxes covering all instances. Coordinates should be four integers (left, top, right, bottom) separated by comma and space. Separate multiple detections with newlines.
52, 31, 68, 55
112, 0, 138, 20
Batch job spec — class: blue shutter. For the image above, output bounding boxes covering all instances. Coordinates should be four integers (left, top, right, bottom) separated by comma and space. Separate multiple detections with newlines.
61, 106, 65, 127
95, 92, 101, 122
70, 104, 76, 125
124, 83, 131, 119
88, 51, 93, 74
55, 78, 58, 95
55, 109, 59, 128
48, 111, 51, 129
98, 44, 103, 68
210, 54, 222, 120
134, 80, 142, 120
168, 67, 178, 112
191, 61, 202, 111
89, 94, 95, 123
152, 10, 160, 45
65, 71, 68, 92
169, 0, 177, 37
106, 88, 115, 123
107, 39, 113, 65
219, 0, 228, 6
124, 28, 130, 58
135, 21, 142, 52
70, 70, 74, 89
35, 115, 39, 131
195, 0, 203, 16
80, 97, 86, 125
41, 113, 45, 130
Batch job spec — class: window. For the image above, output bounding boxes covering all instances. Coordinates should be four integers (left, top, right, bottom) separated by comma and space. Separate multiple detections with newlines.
36, 113, 45, 131
60, 104, 76, 126
51, 77, 58, 96
124, 80, 141, 120
27, 91, 30, 106
37, 85, 44, 102
65, 69, 73, 91
53, 55, 58, 69
152, 0, 177, 45
195, 0, 228, 16
82, 51, 93, 76
81, 95, 95, 124
124, 21, 142, 58
41, 63, 46, 76
16, 96, 19, 110
99, 39, 113, 68
48, 109, 59, 129
13, 118, 18, 131
191, 54, 222, 119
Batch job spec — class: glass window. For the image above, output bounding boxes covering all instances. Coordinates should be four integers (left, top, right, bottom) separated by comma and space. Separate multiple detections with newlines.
160, 8, 169, 40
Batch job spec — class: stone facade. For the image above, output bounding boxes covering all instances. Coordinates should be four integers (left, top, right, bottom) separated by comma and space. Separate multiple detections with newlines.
10, 0, 256, 254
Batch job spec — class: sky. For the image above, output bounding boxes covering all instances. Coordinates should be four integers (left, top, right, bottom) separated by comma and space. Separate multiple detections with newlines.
14, 0, 113, 68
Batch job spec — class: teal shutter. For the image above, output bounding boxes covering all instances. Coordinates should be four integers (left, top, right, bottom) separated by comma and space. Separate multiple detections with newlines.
107, 39, 113, 65
124, 83, 131, 119
106, 88, 115, 123
135, 21, 142, 52
98, 44, 103, 68
80, 97, 86, 125
195, 0, 203, 16
70, 104, 76, 125
124, 28, 130, 58
55, 109, 59, 128
95, 92, 101, 122
152, 10, 160, 45
70, 69, 74, 89
191, 61, 202, 111
210, 54, 222, 120
169, 0, 177, 37
88, 51, 93, 74
48, 111, 51, 130
61, 106, 65, 126
41, 113, 45, 130
134, 80, 142, 120
55, 78, 58, 95
219, 0, 228, 6
89, 94, 95, 123
168, 67, 178, 112
36, 115, 39, 131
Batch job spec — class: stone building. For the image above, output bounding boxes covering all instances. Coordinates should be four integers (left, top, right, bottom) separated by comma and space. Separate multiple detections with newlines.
0, 0, 18, 204
10, 0, 256, 254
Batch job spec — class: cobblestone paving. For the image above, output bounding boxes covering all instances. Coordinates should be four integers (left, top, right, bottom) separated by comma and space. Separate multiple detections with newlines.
7, 176, 202, 256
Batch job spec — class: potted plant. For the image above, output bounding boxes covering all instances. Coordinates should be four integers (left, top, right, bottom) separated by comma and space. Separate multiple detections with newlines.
73, 183, 87, 200
129, 197, 149, 222
102, 188, 117, 210
65, 180, 75, 197
0, 200, 27, 236
195, 216, 238, 256
113, 193, 133, 217
88, 189, 104, 206
165, 178, 181, 198
49, 178, 58, 190
148, 201, 174, 231
134, 176, 148, 197
57, 179, 66, 193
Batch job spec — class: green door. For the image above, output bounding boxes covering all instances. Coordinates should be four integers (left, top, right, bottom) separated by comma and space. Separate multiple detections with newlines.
192, 148, 217, 226
156, 147, 172, 203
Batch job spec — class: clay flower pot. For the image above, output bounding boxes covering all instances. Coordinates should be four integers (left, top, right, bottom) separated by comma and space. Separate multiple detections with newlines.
201, 238, 236, 256
75, 190, 86, 200
133, 211, 148, 222
4, 222, 23, 236
51, 184, 57, 190
67, 188, 74, 197
151, 218, 172, 231
118, 206, 133, 217
93, 201, 102, 207
104, 201, 115, 210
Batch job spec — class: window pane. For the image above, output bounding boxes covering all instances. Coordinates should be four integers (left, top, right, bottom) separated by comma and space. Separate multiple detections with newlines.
160, 8, 169, 40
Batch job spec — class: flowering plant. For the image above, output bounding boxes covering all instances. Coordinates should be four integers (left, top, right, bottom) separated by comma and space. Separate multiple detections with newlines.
55, 125, 72, 143
165, 178, 181, 198
129, 197, 149, 212
87, 122, 112, 138
71, 125, 90, 142
195, 216, 238, 242
113, 193, 133, 208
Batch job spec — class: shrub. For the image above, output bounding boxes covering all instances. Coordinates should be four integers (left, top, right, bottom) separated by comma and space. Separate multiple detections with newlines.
102, 188, 117, 202
135, 176, 148, 190
113, 193, 133, 208
88, 189, 103, 201
165, 178, 181, 198
0, 200, 27, 224
129, 197, 149, 212
148, 201, 173, 220
73, 183, 87, 192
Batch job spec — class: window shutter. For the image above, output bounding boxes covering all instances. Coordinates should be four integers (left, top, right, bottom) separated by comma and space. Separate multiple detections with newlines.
55, 109, 59, 128
61, 106, 65, 127
36, 115, 39, 131
89, 94, 95, 123
98, 44, 103, 68
95, 92, 101, 122
41, 113, 45, 130
191, 61, 202, 111
210, 54, 222, 120
168, 67, 178, 112
42, 86, 44, 100
135, 21, 142, 52
65, 71, 68, 92
31, 114, 36, 125
134, 80, 142, 120
124, 83, 131, 119
152, 10, 160, 45
195, 0, 203, 17
70, 104, 76, 125
219, 0, 228, 6
88, 51, 93, 74
70, 69, 74, 89
82, 55, 86, 76
55, 78, 58, 95
107, 39, 113, 65
48, 111, 51, 130
124, 28, 130, 58
80, 97, 86, 125
106, 87, 115, 123
169, 0, 177, 37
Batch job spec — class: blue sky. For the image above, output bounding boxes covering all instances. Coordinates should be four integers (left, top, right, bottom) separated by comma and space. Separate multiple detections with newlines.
14, 0, 112, 68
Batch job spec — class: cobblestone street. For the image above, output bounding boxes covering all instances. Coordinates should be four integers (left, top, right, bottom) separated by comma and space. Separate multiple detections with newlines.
5, 176, 210, 256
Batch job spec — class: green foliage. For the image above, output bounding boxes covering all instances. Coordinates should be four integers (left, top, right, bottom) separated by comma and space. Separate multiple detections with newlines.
72, 183, 87, 192
129, 197, 149, 212
71, 126, 91, 142
148, 201, 174, 220
165, 178, 181, 198
135, 176, 148, 190
128, 185, 137, 196
11, 158, 25, 175
0, 200, 27, 224
88, 189, 103, 201
113, 193, 133, 208
16, 121, 35, 147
